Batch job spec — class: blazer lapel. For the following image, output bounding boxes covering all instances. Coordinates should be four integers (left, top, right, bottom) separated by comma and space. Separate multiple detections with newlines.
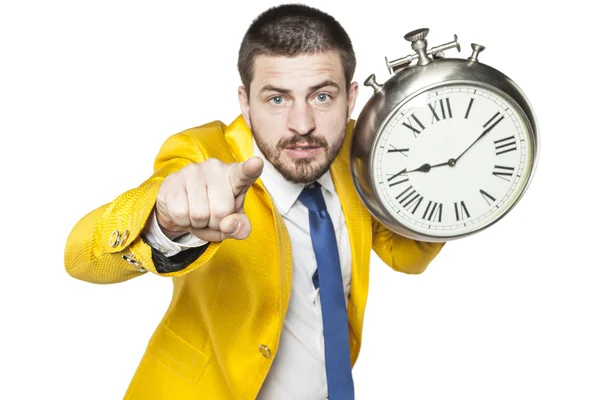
223, 115, 293, 335
330, 120, 372, 365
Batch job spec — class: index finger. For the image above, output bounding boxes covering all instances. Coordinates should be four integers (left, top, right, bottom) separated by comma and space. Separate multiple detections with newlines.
229, 156, 264, 195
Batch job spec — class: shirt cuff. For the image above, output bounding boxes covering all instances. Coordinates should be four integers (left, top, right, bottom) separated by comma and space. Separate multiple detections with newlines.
142, 209, 208, 257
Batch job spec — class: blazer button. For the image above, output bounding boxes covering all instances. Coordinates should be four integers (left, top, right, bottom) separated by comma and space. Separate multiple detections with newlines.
258, 344, 271, 358
122, 253, 146, 273
118, 229, 130, 246
109, 230, 121, 248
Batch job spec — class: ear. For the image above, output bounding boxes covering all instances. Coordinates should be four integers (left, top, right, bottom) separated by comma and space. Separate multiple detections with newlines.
346, 81, 359, 122
238, 85, 252, 128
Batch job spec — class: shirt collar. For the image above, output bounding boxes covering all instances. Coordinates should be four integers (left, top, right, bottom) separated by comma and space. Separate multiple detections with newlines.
252, 137, 336, 215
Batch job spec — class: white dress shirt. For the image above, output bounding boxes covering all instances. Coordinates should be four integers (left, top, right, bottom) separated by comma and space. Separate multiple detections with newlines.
142, 138, 353, 399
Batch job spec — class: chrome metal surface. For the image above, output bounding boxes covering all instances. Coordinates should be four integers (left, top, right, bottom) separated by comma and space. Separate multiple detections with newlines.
386, 31, 461, 73
429, 34, 461, 58
364, 74, 383, 93
118, 229, 130, 246
386, 54, 417, 74
122, 253, 146, 272
404, 28, 432, 66
468, 43, 485, 62
109, 230, 120, 248
351, 53, 540, 242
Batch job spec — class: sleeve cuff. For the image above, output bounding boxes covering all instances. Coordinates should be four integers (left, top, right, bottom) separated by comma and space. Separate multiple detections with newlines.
142, 209, 208, 257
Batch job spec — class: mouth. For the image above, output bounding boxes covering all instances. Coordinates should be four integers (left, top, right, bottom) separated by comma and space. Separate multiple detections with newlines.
284, 145, 323, 159
286, 144, 321, 150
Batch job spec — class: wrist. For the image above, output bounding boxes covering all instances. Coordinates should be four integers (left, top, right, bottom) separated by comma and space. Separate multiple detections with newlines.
159, 226, 187, 242
151, 208, 185, 241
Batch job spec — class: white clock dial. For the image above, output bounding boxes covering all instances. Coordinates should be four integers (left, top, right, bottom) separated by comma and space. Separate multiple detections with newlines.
372, 83, 533, 238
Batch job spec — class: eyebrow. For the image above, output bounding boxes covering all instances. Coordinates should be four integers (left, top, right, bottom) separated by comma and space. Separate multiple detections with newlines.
259, 79, 341, 95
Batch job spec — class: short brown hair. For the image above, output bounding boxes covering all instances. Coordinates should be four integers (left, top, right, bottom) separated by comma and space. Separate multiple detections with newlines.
237, 4, 356, 95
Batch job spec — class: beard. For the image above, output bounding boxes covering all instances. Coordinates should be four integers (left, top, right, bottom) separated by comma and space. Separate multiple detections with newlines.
251, 119, 347, 184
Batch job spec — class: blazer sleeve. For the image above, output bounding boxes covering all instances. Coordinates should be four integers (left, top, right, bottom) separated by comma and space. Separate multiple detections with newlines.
64, 127, 224, 284
371, 216, 445, 275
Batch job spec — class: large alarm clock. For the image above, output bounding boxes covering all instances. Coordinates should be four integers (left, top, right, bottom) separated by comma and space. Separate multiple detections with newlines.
350, 28, 540, 242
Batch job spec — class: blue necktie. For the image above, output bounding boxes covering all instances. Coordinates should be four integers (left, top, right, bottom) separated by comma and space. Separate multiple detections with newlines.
298, 182, 355, 400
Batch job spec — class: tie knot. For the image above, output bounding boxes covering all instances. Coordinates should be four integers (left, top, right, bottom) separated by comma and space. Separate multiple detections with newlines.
298, 182, 326, 212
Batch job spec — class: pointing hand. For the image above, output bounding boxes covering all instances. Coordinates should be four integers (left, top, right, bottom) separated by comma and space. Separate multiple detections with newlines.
155, 156, 264, 242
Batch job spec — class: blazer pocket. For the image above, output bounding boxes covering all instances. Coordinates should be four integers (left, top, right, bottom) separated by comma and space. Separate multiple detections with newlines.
147, 323, 211, 384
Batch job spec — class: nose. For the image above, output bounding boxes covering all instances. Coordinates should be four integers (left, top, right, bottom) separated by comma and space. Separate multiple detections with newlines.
287, 101, 315, 136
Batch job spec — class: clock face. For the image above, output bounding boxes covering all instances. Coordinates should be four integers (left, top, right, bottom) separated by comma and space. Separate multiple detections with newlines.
372, 83, 533, 238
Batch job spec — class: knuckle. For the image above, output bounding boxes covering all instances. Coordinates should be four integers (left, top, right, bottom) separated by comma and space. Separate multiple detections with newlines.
161, 174, 185, 195
195, 158, 223, 179
189, 210, 210, 226
160, 174, 175, 190
202, 157, 222, 169
183, 163, 202, 178
211, 204, 234, 219
170, 208, 189, 223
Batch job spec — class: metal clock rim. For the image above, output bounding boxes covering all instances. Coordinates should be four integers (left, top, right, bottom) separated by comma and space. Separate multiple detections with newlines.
368, 78, 539, 194
358, 79, 539, 242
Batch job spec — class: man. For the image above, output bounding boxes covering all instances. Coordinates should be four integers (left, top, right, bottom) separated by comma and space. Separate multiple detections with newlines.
64, 4, 445, 399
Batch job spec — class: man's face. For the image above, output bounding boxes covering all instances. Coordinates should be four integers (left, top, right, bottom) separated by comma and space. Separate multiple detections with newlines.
238, 51, 359, 184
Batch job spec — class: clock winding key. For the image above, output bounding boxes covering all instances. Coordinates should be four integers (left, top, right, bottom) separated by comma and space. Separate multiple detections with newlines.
385, 28, 460, 73
404, 28, 432, 66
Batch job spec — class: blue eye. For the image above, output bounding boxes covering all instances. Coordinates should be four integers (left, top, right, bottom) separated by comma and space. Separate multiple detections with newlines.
316, 93, 330, 102
270, 96, 284, 105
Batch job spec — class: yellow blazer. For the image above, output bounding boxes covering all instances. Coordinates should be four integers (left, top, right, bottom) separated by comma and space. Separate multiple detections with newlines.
64, 114, 445, 399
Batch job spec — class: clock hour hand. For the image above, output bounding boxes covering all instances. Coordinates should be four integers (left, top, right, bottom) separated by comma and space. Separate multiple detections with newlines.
405, 159, 455, 173
405, 163, 432, 173
430, 159, 456, 168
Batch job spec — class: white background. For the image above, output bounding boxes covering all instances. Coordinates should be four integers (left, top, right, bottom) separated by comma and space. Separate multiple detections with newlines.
1, 0, 597, 399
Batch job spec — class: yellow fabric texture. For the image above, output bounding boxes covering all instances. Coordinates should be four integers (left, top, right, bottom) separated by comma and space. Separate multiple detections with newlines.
64, 115, 445, 399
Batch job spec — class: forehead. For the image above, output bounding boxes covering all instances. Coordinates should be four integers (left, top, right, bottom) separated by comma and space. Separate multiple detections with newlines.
251, 51, 344, 93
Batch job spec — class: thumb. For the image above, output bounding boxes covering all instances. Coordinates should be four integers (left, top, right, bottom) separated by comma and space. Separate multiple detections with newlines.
219, 213, 252, 240
229, 156, 264, 195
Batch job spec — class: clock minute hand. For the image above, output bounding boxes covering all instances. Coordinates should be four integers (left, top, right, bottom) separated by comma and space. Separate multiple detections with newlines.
454, 115, 505, 163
